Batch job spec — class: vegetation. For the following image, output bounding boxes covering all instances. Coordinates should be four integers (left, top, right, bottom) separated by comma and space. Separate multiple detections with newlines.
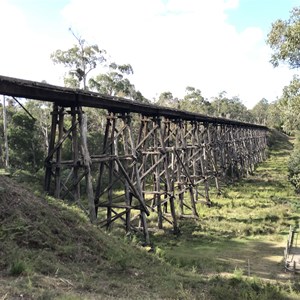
2, 4, 300, 299
50, 29, 106, 89
1, 129, 300, 299
266, 6, 300, 192
267, 7, 300, 69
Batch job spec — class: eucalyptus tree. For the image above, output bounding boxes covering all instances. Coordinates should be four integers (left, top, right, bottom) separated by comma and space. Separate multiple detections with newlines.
8, 111, 44, 171
156, 91, 179, 108
180, 86, 212, 115
267, 7, 300, 69
277, 75, 300, 134
267, 7, 300, 192
25, 100, 52, 155
89, 63, 133, 96
267, 6, 300, 133
251, 98, 269, 125
251, 98, 283, 129
51, 30, 106, 89
210, 92, 252, 122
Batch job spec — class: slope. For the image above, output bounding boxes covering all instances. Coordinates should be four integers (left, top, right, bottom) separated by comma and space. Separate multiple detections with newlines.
0, 175, 205, 299
0, 129, 299, 299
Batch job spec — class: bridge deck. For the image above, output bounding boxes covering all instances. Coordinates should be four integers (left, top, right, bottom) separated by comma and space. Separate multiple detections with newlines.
0, 75, 267, 129
0, 74, 269, 243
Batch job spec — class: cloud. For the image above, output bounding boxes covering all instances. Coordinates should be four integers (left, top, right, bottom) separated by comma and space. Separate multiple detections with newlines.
0, 0, 33, 78
0, 0, 295, 107
0, 0, 69, 84
61, 0, 295, 107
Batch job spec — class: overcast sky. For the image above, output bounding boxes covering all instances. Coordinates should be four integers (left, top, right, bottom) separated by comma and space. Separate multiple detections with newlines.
1, 0, 299, 108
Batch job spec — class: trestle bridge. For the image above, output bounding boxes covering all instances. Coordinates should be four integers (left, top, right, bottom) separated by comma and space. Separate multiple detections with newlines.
0, 75, 268, 243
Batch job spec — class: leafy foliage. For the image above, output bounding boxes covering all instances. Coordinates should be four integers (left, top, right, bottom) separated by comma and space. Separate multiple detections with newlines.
251, 98, 269, 125
288, 132, 300, 192
277, 75, 300, 133
8, 112, 44, 171
267, 7, 300, 68
180, 86, 212, 115
210, 92, 252, 122
155, 91, 178, 107
51, 30, 106, 89
89, 63, 147, 102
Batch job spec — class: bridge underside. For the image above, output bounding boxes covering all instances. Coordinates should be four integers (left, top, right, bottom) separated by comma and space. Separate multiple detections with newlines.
0, 76, 268, 243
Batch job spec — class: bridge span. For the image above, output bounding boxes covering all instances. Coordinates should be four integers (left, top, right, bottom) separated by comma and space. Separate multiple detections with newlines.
0, 75, 268, 243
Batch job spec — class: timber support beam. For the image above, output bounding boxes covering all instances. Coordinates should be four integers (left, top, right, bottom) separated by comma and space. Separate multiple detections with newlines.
0, 75, 269, 244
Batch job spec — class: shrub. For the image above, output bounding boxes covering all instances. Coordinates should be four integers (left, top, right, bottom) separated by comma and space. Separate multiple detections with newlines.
9, 259, 27, 276
288, 150, 300, 193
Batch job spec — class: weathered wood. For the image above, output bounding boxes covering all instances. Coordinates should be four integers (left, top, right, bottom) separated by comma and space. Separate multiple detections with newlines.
44, 104, 58, 192
54, 107, 64, 198
0, 75, 269, 244
0, 75, 268, 129
79, 110, 97, 223
3, 96, 9, 169
71, 106, 80, 202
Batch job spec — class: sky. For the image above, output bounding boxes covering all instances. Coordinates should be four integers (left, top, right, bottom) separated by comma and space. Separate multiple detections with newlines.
0, 0, 299, 108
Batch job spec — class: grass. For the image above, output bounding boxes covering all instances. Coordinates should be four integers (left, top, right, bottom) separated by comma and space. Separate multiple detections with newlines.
150, 130, 300, 295
0, 174, 210, 299
1, 129, 300, 299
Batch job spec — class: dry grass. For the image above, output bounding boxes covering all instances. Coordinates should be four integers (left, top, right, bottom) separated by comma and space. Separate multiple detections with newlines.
1, 130, 300, 299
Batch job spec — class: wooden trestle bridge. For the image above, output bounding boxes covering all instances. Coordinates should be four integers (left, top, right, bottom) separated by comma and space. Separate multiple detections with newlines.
0, 75, 268, 243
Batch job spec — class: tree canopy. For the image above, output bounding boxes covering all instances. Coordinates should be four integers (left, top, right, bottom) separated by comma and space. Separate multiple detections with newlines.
51, 30, 106, 89
277, 75, 300, 133
267, 7, 300, 68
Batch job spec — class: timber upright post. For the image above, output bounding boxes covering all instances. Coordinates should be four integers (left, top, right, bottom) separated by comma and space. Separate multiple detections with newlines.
78, 108, 96, 223
173, 119, 199, 218
136, 115, 179, 233
247, 128, 256, 174
44, 104, 96, 222
199, 123, 212, 206
71, 106, 80, 203
183, 120, 199, 218
207, 123, 221, 195
153, 117, 163, 229
217, 124, 227, 179
229, 125, 239, 180
55, 107, 64, 198
93, 112, 150, 244
44, 104, 58, 193
159, 117, 179, 233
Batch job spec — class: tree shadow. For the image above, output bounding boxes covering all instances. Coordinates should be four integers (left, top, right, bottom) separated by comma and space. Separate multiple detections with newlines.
151, 221, 296, 282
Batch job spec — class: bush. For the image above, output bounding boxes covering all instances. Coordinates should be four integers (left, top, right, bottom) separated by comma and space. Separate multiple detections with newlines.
9, 259, 28, 276
288, 150, 300, 193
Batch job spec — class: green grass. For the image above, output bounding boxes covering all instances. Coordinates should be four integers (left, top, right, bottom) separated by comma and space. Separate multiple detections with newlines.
0, 168, 10, 176
150, 130, 300, 296
1, 130, 300, 299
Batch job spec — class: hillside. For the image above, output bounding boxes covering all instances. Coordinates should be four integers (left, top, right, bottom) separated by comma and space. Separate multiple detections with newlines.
0, 175, 199, 299
1, 130, 300, 299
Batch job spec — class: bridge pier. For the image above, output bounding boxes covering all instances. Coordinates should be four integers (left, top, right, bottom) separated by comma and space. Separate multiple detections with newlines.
44, 104, 97, 221
43, 105, 269, 243
93, 111, 150, 242
0, 75, 269, 244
